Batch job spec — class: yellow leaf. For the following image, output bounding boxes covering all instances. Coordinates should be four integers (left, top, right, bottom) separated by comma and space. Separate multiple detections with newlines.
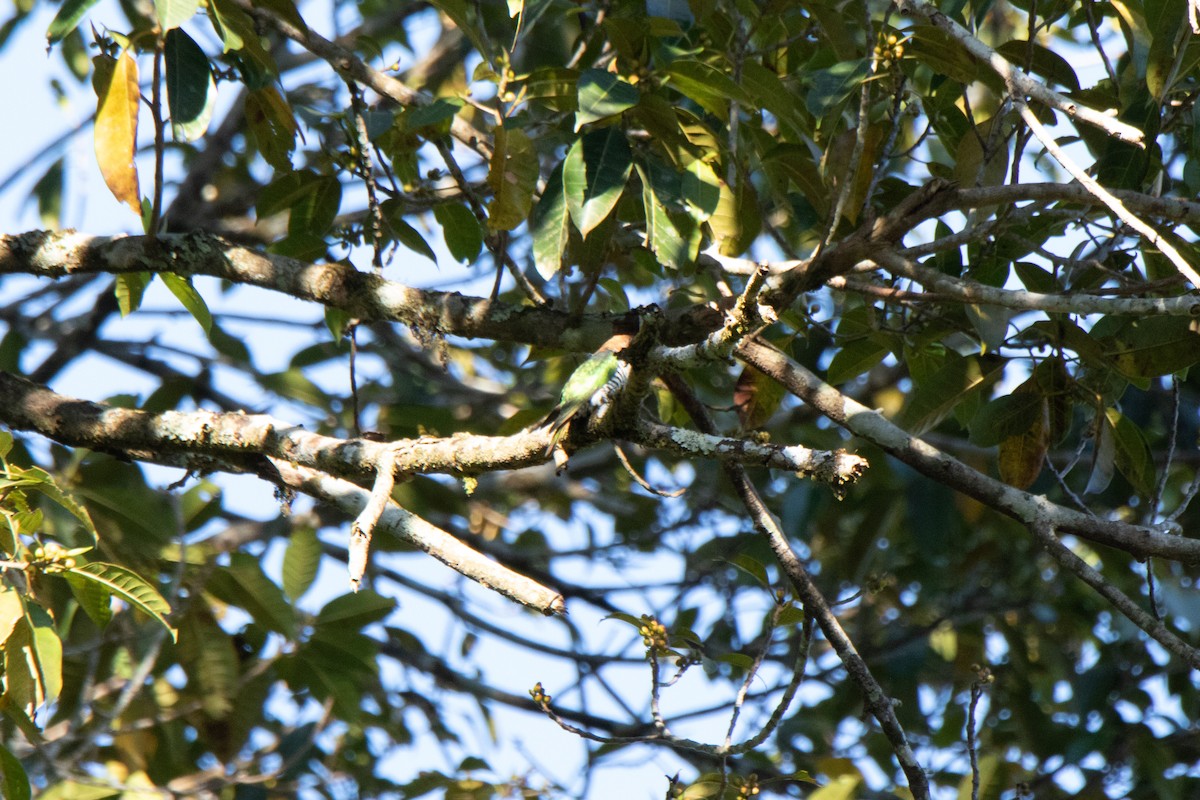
998, 397, 1048, 490
93, 51, 141, 213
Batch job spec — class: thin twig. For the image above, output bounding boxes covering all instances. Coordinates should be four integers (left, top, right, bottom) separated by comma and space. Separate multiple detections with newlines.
1014, 99, 1200, 287
1027, 516, 1200, 668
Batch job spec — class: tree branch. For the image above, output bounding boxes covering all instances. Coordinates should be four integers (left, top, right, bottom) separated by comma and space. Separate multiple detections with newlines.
897, 0, 1145, 145
735, 339, 1200, 566
228, 0, 494, 160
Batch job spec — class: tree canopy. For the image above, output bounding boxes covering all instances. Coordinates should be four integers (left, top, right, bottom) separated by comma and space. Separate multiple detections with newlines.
2, 0, 1200, 797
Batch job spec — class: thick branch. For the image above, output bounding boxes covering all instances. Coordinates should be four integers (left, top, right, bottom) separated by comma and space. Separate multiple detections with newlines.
736, 340, 1200, 565
0, 230, 618, 351
0, 370, 546, 480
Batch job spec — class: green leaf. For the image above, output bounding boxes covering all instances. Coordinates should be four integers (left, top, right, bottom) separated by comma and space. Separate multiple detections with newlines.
485, 126, 538, 231
314, 590, 395, 630
637, 163, 693, 270
0, 743, 30, 800
995, 39, 1081, 92
289, 176, 342, 238
3, 601, 62, 715
528, 161, 571, 280
432, 203, 483, 264
400, 97, 465, 133
523, 66, 578, 112
665, 59, 751, 118
5, 464, 98, 545
46, 0, 102, 44
64, 561, 175, 639
155, 0, 199, 30
63, 569, 114, 628
901, 353, 1000, 435
680, 158, 720, 223
282, 527, 322, 601
563, 128, 632, 237
1106, 408, 1156, 496
731, 553, 770, 588
907, 25, 979, 85
258, 169, 322, 218
826, 338, 889, 385
245, 86, 298, 171
427, 0, 491, 63
803, 59, 869, 117
324, 306, 351, 342
31, 158, 64, 229
1102, 316, 1200, 378
34, 782, 118, 800
717, 652, 755, 669
733, 365, 785, 430
259, 368, 329, 406
763, 144, 827, 216
206, 553, 296, 638
575, 68, 639, 129
160, 273, 213, 334
969, 391, 1042, 447
708, 176, 759, 256
0, 586, 22, 646
165, 28, 217, 141
739, 59, 806, 138
381, 198, 437, 264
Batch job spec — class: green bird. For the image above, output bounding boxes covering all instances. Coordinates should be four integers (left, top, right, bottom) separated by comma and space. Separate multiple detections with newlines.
538, 334, 633, 455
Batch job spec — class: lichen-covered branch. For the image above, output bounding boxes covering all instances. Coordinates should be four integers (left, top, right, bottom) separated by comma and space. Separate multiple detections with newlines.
736, 339, 1200, 566
635, 420, 867, 498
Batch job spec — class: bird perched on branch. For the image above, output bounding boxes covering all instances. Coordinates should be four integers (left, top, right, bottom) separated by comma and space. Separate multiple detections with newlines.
538, 333, 633, 456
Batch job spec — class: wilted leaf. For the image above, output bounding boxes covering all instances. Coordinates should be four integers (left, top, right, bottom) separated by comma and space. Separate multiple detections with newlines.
733, 365, 785, 429
92, 52, 141, 213
997, 397, 1048, 489
486, 126, 538, 231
